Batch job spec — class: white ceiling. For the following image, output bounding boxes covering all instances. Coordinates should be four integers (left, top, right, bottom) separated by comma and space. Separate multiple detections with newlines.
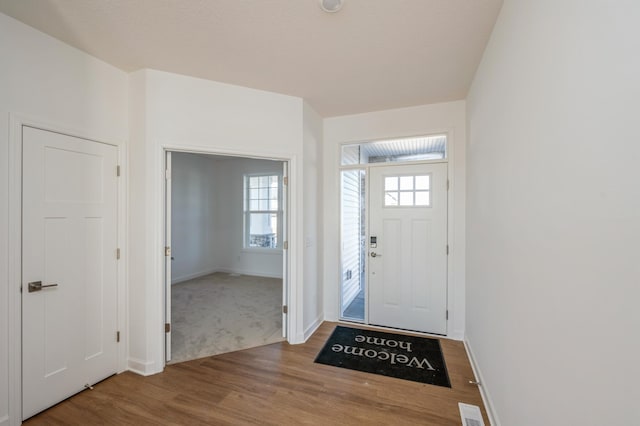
0, 0, 502, 117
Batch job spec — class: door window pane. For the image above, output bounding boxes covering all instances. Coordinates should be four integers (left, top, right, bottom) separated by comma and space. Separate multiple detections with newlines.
385, 192, 399, 206
384, 174, 432, 207
415, 191, 430, 206
385, 176, 398, 191
415, 175, 430, 190
399, 192, 413, 206
400, 176, 414, 190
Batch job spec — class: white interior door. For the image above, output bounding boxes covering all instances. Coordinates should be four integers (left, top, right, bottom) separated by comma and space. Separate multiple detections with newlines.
165, 151, 172, 362
22, 126, 119, 419
368, 163, 448, 334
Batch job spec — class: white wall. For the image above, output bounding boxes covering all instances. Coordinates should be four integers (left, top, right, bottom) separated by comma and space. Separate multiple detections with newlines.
170, 152, 219, 283
172, 154, 285, 282
128, 69, 307, 375
323, 101, 467, 339
0, 12, 129, 426
213, 156, 284, 279
466, 1, 640, 425
0, 108, 8, 426
302, 102, 324, 338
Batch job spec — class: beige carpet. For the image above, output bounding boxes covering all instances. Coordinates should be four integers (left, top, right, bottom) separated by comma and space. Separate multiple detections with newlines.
170, 272, 284, 364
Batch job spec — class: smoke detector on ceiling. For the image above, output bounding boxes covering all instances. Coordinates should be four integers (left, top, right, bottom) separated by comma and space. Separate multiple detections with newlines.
319, 0, 344, 13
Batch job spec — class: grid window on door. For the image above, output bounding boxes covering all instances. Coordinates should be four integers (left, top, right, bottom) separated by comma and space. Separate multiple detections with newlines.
384, 175, 431, 207
245, 175, 280, 248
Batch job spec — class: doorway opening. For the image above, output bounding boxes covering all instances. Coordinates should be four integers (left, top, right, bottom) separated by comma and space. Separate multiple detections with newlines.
164, 151, 288, 364
339, 135, 449, 335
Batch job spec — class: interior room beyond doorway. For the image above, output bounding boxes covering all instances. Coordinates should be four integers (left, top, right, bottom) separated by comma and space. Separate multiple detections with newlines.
168, 152, 286, 363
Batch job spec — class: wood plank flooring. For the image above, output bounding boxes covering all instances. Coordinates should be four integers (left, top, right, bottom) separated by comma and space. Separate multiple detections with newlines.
25, 322, 489, 425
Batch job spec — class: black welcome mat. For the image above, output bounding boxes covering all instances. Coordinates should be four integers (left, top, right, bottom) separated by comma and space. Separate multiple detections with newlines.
314, 326, 451, 388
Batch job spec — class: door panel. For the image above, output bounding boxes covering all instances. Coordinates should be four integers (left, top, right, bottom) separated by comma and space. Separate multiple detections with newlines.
369, 163, 448, 334
22, 126, 118, 419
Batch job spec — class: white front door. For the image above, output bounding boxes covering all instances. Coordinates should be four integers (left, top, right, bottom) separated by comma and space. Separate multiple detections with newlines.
368, 163, 448, 334
22, 126, 119, 419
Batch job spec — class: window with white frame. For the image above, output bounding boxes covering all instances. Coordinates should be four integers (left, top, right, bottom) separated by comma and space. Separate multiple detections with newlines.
244, 174, 281, 249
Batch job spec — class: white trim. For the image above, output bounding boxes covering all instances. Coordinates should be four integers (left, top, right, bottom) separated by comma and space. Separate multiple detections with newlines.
116, 135, 129, 375
171, 268, 220, 285
338, 158, 449, 171
338, 131, 449, 152
445, 128, 458, 339
303, 316, 324, 342
464, 338, 500, 426
213, 268, 283, 280
127, 357, 157, 376
8, 115, 22, 426
7, 113, 128, 424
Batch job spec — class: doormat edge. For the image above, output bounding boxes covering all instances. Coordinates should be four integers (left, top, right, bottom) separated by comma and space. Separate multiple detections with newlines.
314, 325, 451, 388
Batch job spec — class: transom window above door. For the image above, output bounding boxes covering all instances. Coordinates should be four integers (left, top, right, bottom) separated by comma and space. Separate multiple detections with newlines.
384, 175, 431, 207
341, 134, 447, 166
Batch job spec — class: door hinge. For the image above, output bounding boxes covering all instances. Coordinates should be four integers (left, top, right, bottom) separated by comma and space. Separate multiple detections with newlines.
165, 323, 171, 333
20, 283, 22, 293
282, 305, 288, 314
116, 331, 121, 342
446, 245, 449, 255
446, 310, 449, 320
283, 176, 288, 186
283, 241, 288, 250
165, 169, 171, 180
165, 246, 171, 256
116, 165, 121, 177
116, 248, 121, 259
447, 179, 450, 190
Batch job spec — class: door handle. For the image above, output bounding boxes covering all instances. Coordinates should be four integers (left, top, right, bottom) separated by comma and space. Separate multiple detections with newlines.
28, 281, 59, 293
370, 252, 382, 258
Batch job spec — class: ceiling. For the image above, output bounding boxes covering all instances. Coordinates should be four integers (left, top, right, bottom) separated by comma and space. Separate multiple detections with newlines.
0, 0, 502, 117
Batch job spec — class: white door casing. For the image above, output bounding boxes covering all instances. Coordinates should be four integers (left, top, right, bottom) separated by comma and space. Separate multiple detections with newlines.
165, 151, 172, 362
22, 126, 119, 419
281, 163, 288, 338
368, 163, 448, 334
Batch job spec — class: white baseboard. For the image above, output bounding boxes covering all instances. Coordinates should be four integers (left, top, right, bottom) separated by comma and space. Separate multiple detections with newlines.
0, 414, 9, 426
127, 357, 157, 376
303, 316, 324, 342
215, 267, 283, 279
448, 329, 465, 341
464, 338, 500, 426
324, 310, 339, 323
172, 267, 283, 284
171, 268, 219, 285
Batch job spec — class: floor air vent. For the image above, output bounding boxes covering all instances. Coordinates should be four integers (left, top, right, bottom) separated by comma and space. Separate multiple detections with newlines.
458, 403, 485, 426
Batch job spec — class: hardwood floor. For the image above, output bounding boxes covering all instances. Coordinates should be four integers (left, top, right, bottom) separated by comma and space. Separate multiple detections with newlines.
25, 322, 489, 425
